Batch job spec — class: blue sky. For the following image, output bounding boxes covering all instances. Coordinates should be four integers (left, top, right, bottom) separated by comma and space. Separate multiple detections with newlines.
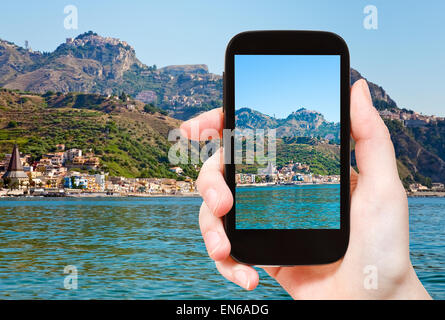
235, 55, 340, 122
0, 0, 444, 116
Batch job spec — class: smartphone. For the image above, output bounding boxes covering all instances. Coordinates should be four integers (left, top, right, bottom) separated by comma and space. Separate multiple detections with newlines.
223, 31, 350, 265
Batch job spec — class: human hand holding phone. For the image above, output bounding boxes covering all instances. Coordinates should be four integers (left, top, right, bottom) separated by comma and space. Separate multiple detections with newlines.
180, 79, 431, 299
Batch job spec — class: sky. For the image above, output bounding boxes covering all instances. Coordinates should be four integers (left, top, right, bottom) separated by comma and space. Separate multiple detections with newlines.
235, 55, 340, 122
0, 0, 444, 116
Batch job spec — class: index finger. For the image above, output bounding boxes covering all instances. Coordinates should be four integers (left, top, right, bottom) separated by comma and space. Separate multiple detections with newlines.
196, 148, 233, 218
179, 107, 224, 141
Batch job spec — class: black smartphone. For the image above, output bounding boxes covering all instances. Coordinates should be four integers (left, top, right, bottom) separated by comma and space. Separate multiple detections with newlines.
223, 31, 350, 266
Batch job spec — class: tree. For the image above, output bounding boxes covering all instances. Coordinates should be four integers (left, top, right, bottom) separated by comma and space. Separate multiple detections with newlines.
119, 91, 128, 101
144, 103, 157, 114
7, 120, 18, 128
42, 90, 54, 98
3, 177, 11, 188
424, 177, 433, 189
9, 180, 19, 190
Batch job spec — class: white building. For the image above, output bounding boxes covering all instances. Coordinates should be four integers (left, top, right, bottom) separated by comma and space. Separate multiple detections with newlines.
169, 167, 183, 174
65, 148, 82, 162
94, 174, 106, 191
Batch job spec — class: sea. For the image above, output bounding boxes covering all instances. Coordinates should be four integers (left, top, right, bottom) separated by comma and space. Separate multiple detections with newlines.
0, 189, 443, 299
236, 184, 340, 229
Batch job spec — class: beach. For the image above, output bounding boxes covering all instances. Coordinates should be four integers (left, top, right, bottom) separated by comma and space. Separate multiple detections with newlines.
408, 191, 445, 197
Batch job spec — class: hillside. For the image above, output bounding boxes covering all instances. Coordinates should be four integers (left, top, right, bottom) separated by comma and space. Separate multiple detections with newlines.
234, 107, 341, 175
236, 136, 340, 176
384, 119, 445, 187
0, 31, 444, 186
236, 107, 340, 141
350, 71, 445, 187
0, 88, 197, 179
0, 31, 404, 121
0, 32, 222, 120
350, 69, 397, 110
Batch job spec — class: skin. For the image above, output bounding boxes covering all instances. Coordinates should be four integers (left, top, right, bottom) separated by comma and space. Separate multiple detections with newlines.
180, 79, 431, 299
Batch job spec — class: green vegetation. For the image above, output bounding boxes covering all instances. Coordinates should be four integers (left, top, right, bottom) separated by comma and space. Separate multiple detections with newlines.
277, 140, 339, 175
236, 138, 340, 176
373, 99, 396, 111
383, 119, 445, 186
144, 103, 168, 115
75, 30, 98, 39
7, 121, 18, 128
0, 89, 197, 179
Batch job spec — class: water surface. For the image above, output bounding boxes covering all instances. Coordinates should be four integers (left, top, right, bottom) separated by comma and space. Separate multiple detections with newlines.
0, 196, 443, 299
236, 184, 340, 229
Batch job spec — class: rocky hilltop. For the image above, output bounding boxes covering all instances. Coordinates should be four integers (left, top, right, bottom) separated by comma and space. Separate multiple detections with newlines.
0, 31, 400, 121
0, 39, 43, 83
0, 31, 222, 119
236, 107, 340, 141
0, 31, 143, 93
350, 68, 397, 109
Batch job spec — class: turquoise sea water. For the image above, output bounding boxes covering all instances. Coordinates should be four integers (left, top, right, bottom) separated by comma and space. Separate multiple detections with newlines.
0, 194, 443, 299
236, 184, 340, 229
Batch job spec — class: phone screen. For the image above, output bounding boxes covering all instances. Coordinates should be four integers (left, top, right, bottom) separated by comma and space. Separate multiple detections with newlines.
234, 54, 341, 230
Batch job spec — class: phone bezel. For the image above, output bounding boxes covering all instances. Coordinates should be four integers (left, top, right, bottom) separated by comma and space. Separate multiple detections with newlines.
223, 30, 350, 266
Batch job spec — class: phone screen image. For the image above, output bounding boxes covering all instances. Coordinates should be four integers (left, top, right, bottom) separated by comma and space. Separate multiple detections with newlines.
234, 54, 341, 230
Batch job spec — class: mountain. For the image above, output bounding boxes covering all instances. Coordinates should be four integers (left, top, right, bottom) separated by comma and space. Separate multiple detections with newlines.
235, 107, 341, 176
0, 88, 197, 179
350, 69, 397, 110
236, 107, 340, 141
0, 32, 398, 121
384, 118, 445, 187
0, 31, 444, 185
0, 31, 143, 93
0, 40, 43, 84
0, 31, 222, 120
350, 72, 445, 187
235, 107, 279, 130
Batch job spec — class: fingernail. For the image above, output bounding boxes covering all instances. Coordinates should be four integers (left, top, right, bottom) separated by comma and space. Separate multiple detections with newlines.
234, 269, 250, 290
205, 231, 221, 256
205, 188, 220, 215
360, 79, 372, 105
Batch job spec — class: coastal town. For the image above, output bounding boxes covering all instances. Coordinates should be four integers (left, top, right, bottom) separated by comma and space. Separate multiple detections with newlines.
236, 160, 445, 196
1, 143, 444, 197
0, 144, 198, 197
0, 141, 341, 197
236, 161, 340, 186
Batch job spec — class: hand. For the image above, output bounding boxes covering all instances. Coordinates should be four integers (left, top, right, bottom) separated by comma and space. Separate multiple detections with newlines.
180, 79, 431, 299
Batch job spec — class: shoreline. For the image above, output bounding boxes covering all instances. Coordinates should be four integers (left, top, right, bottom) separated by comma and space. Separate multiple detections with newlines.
237, 182, 340, 187
407, 191, 445, 198
0, 192, 201, 199
1, 189, 445, 199
236, 184, 445, 198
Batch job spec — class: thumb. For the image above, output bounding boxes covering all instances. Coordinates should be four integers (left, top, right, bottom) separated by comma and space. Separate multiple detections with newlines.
350, 79, 399, 185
